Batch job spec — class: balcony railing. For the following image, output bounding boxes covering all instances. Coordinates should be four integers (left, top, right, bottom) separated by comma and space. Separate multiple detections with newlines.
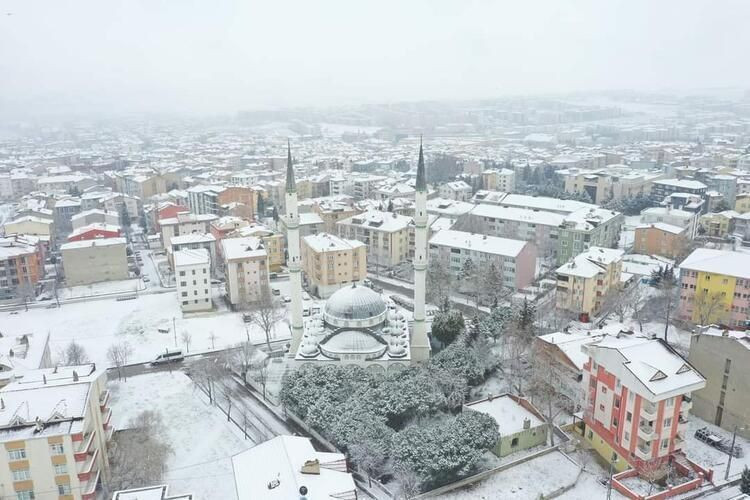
76, 447, 99, 479
635, 444, 652, 460
99, 390, 110, 410
638, 424, 656, 440
102, 408, 112, 430
81, 468, 101, 500
641, 402, 657, 418
74, 432, 95, 459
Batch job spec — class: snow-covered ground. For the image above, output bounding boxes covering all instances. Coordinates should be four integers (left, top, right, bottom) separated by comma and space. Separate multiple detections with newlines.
436, 449, 623, 500
0, 290, 293, 367
109, 371, 254, 500
683, 416, 750, 483
57, 278, 147, 299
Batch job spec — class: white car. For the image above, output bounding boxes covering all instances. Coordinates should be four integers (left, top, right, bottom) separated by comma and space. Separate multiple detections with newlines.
282, 295, 292, 303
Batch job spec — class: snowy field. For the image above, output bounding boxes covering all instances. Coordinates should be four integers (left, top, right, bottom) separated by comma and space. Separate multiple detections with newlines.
0, 291, 293, 367
57, 278, 147, 299
109, 371, 254, 499
683, 416, 750, 482
435, 449, 618, 500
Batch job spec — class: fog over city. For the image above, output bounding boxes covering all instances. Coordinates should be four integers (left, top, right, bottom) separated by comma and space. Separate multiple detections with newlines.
2, 0, 750, 116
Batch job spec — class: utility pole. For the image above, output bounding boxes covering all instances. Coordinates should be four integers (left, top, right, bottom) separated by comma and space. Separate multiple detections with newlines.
606, 453, 616, 500
173, 317, 177, 347
725, 425, 745, 480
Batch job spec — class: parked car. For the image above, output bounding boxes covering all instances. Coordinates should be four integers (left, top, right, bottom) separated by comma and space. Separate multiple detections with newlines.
242, 313, 253, 323
272, 288, 281, 296
152, 349, 184, 365
282, 295, 292, 303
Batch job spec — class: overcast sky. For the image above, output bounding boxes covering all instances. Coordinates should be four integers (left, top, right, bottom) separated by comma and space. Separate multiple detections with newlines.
1, 0, 749, 117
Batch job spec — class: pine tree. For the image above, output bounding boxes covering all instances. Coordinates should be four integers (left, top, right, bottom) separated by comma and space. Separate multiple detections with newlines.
741, 466, 750, 494
468, 315, 481, 342
387, 199, 394, 212
517, 297, 536, 331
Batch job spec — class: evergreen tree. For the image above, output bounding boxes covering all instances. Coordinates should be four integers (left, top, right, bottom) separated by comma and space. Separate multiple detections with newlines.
516, 297, 536, 331
387, 199, 394, 212
468, 315, 481, 342
272, 206, 279, 222
431, 310, 465, 346
482, 262, 504, 302
740, 466, 750, 495
257, 194, 265, 217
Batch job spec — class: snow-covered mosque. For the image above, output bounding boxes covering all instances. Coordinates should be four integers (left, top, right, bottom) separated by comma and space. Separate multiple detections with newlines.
284, 141, 431, 372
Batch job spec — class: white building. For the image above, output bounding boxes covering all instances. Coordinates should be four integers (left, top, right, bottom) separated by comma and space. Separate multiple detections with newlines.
231, 435, 355, 500
174, 249, 212, 312
221, 236, 269, 308
158, 212, 218, 249
439, 180, 473, 201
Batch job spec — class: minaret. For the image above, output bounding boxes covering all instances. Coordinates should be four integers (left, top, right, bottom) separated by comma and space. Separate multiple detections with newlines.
411, 138, 431, 362
284, 141, 305, 355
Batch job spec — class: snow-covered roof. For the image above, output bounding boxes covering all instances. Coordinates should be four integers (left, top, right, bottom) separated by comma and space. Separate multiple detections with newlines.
231, 435, 355, 500
429, 229, 528, 258
584, 337, 705, 400
635, 222, 686, 235
299, 212, 324, 226
653, 178, 707, 190
338, 210, 411, 233
499, 193, 596, 215
113, 485, 193, 500
4, 215, 53, 226
537, 331, 606, 371
303, 232, 364, 253
60, 237, 126, 251
426, 198, 475, 216
174, 248, 210, 268
470, 204, 565, 227
170, 232, 216, 246
222, 236, 266, 261
465, 394, 545, 435
159, 213, 218, 226
680, 248, 750, 280
71, 209, 118, 221
556, 246, 623, 278
68, 223, 121, 238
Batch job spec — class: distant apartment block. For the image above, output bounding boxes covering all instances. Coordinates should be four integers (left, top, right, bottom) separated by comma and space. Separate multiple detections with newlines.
337, 210, 411, 268
428, 229, 537, 290
0, 235, 45, 301
301, 233, 366, 298
175, 249, 212, 312
61, 238, 128, 286
633, 223, 687, 259
555, 247, 624, 319
158, 212, 218, 249
221, 237, 270, 308
650, 178, 707, 202
678, 249, 750, 327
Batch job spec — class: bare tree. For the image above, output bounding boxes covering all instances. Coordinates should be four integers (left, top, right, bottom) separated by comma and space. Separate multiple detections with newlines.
630, 285, 649, 332
248, 288, 283, 350
505, 326, 533, 395
394, 466, 422, 499
181, 330, 192, 353
59, 340, 89, 366
107, 341, 133, 381
602, 285, 633, 323
349, 441, 389, 487
252, 356, 271, 401
640, 460, 666, 495
529, 348, 574, 446
209, 331, 218, 350
693, 289, 728, 326
232, 341, 259, 380
107, 410, 173, 493
190, 357, 226, 405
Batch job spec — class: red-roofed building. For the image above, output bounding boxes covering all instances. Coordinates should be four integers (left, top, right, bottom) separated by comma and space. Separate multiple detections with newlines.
67, 223, 121, 242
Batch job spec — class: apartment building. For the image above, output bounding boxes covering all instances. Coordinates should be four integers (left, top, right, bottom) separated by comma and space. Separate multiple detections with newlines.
633, 223, 687, 259
114, 171, 167, 199
663, 192, 705, 214
61, 238, 128, 286
54, 199, 82, 236
187, 185, 225, 215
0, 364, 112, 500
678, 249, 750, 327
301, 233, 366, 298
495, 193, 596, 216
706, 174, 738, 206
174, 249, 212, 312
698, 211, 737, 238
641, 206, 699, 239
428, 229, 537, 290
221, 237, 270, 308
464, 204, 564, 260
650, 178, 707, 202
210, 217, 250, 257
0, 235, 45, 301
169, 233, 217, 275
561, 168, 662, 204
556, 208, 623, 265
100, 193, 141, 220
438, 181, 472, 201
337, 210, 411, 268
217, 186, 256, 220
482, 168, 515, 192
555, 247, 624, 319
70, 210, 119, 231
158, 212, 218, 249
689, 327, 750, 439
581, 336, 705, 472
312, 200, 362, 233
232, 225, 285, 272
735, 193, 750, 214
2, 217, 55, 249
67, 224, 121, 243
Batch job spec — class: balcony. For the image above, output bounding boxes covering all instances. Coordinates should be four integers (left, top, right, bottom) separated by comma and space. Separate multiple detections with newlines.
102, 408, 113, 430
638, 423, 656, 440
682, 395, 693, 411
641, 402, 657, 419
635, 444, 652, 461
81, 468, 101, 500
76, 447, 99, 481
105, 425, 115, 442
99, 390, 110, 410
74, 432, 95, 460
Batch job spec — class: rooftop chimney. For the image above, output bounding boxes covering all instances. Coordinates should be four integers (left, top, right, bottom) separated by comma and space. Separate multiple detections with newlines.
523, 418, 531, 430
72, 370, 79, 382
300, 459, 320, 475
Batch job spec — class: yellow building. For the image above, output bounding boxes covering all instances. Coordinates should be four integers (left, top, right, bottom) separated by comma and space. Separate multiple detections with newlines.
301, 232, 366, 298
679, 249, 750, 327
0, 364, 112, 500
735, 193, 750, 214
337, 210, 411, 268
555, 247, 624, 319
698, 211, 737, 238
2, 216, 55, 246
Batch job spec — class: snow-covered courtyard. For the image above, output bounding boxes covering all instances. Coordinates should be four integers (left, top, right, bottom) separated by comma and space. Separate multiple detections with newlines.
109, 371, 255, 500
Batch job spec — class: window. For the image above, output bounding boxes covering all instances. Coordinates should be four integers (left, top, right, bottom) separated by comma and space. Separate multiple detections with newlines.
181, 291, 188, 297
54, 463, 68, 474
511, 437, 519, 447
661, 438, 669, 450
50, 443, 64, 455
587, 430, 593, 439
624, 431, 630, 441
57, 484, 71, 495
601, 386, 607, 394
179, 271, 186, 277
664, 417, 672, 428
180, 281, 186, 287
12, 469, 30, 480
665, 398, 674, 407
16, 491, 34, 500
626, 412, 632, 422
8, 448, 26, 460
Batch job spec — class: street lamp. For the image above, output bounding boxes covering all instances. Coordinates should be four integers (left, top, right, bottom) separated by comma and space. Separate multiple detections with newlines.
606, 452, 617, 500
724, 425, 746, 481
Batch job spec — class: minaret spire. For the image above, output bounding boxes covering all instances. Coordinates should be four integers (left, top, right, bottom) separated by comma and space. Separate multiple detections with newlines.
285, 139, 296, 193
283, 140, 304, 356
416, 135, 426, 192
411, 137, 431, 362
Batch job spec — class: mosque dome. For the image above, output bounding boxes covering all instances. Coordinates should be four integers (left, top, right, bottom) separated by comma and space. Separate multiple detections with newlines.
324, 284, 387, 328
319, 329, 388, 360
